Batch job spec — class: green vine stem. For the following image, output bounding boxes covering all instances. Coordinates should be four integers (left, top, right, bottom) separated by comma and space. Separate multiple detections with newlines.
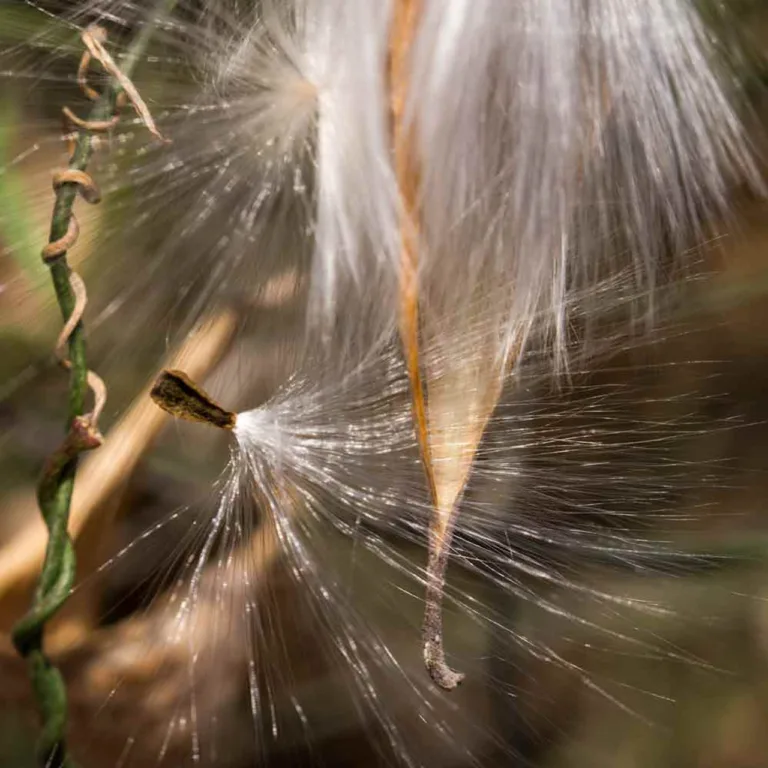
10, 3, 177, 766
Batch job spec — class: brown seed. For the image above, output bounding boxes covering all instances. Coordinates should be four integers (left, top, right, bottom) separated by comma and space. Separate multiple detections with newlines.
150, 369, 237, 430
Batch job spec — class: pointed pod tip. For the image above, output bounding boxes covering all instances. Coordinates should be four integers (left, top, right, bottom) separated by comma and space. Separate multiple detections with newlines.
424, 637, 465, 691
150, 369, 237, 430
427, 659, 465, 691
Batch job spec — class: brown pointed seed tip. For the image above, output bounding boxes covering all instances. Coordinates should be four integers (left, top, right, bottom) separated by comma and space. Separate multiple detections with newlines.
423, 595, 465, 691
426, 655, 465, 691
150, 369, 237, 430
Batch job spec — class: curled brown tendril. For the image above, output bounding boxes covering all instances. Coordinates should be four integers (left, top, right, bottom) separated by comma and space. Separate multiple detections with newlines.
80, 24, 168, 143
55, 271, 108, 430
76, 24, 107, 102
12, 20, 171, 765
44, 131, 111, 437
41, 19, 167, 435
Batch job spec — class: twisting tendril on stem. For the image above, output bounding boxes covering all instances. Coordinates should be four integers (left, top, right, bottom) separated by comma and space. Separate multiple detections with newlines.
11, 10, 174, 766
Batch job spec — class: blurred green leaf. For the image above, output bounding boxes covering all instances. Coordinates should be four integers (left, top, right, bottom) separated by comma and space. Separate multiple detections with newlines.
0, 96, 46, 285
